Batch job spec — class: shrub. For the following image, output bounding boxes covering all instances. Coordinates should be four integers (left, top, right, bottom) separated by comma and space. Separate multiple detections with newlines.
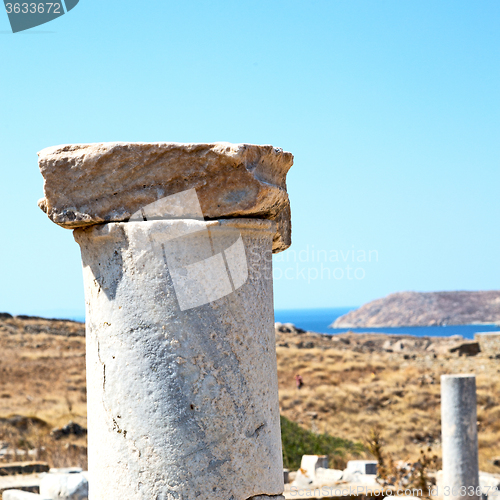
281, 415, 363, 470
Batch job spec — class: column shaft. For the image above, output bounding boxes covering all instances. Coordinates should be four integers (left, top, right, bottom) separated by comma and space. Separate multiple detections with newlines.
75, 219, 284, 500
441, 374, 480, 500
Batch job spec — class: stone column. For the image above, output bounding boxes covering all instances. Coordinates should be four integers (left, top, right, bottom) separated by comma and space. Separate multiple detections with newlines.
38, 142, 293, 500
441, 374, 480, 500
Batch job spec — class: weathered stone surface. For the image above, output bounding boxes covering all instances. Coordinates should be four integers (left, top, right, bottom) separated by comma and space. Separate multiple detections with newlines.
441, 374, 480, 500
75, 219, 283, 500
38, 142, 293, 252
39, 472, 88, 500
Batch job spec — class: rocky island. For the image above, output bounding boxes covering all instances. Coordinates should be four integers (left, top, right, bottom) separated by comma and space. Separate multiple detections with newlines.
332, 290, 500, 328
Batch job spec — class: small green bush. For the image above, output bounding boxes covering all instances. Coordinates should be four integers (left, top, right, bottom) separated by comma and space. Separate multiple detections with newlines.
281, 415, 363, 470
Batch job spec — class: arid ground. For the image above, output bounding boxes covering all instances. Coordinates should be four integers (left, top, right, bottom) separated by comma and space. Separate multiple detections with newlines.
1, 315, 499, 473
276, 326, 500, 472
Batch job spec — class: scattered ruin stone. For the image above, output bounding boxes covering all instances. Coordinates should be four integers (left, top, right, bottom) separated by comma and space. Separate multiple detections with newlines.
40, 472, 88, 500
283, 469, 290, 484
449, 341, 481, 357
291, 468, 313, 488
314, 467, 344, 485
275, 322, 306, 334
50, 421, 87, 440
0, 463, 49, 477
343, 460, 378, 482
299, 455, 329, 481
0, 474, 41, 496
2, 490, 43, 500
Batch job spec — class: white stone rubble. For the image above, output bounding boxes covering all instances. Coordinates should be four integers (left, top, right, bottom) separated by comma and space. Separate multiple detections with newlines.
2, 491, 44, 500
40, 472, 88, 500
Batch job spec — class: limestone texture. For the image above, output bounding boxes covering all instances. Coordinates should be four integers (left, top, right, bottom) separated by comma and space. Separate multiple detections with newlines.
38, 142, 293, 252
74, 218, 284, 500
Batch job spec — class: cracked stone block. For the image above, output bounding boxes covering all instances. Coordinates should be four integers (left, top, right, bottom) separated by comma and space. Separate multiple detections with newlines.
38, 142, 293, 253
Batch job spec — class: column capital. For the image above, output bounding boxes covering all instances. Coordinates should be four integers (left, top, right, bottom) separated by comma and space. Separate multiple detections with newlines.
37, 142, 293, 252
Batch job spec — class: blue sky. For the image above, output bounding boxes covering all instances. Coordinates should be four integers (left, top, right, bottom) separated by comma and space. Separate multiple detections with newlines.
0, 0, 499, 317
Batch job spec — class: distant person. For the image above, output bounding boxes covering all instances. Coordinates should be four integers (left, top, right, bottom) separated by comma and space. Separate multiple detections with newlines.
295, 374, 303, 390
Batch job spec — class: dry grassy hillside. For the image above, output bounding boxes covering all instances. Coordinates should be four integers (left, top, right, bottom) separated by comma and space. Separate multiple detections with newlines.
0, 315, 87, 469
1, 314, 499, 473
333, 290, 500, 327
276, 327, 500, 472
0, 315, 86, 427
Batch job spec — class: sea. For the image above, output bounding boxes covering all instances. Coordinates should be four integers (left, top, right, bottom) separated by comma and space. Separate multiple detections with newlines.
274, 307, 500, 340
41, 307, 500, 341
